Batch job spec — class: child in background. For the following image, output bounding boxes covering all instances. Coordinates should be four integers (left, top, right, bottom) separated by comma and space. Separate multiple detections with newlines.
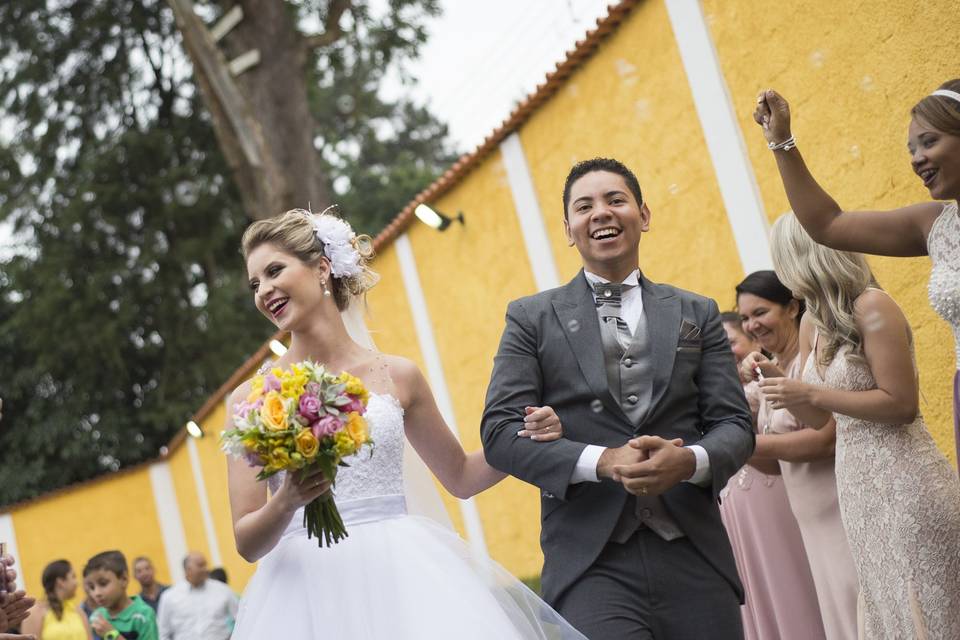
79, 575, 101, 640
83, 551, 157, 640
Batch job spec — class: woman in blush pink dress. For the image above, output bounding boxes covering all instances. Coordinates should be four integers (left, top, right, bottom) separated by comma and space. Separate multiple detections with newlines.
719, 309, 825, 640
737, 271, 858, 640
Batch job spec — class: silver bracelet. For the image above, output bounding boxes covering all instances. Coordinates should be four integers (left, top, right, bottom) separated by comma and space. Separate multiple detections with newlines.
768, 135, 797, 152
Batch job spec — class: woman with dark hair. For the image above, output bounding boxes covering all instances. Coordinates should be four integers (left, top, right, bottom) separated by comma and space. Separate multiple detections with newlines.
737, 270, 858, 640
754, 80, 960, 465
718, 309, 825, 640
21, 560, 91, 639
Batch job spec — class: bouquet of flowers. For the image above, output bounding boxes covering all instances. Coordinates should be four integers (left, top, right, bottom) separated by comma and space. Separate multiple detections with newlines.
221, 361, 374, 546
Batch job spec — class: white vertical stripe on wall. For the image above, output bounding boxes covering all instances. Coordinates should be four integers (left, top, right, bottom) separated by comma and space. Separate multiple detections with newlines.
186, 438, 223, 566
501, 132, 562, 291
664, 0, 773, 273
0, 514, 19, 576
394, 233, 490, 559
148, 461, 189, 582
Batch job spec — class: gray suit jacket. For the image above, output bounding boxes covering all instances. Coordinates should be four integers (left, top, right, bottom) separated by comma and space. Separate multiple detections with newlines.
481, 271, 754, 605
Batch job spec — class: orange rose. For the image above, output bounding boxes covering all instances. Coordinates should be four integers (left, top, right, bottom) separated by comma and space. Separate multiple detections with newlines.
260, 391, 289, 431
346, 412, 369, 448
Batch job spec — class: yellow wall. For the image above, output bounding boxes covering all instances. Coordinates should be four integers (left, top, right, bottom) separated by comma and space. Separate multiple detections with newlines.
364, 243, 467, 535
405, 151, 546, 577
6, 0, 958, 598
521, 0, 745, 305
703, 0, 959, 461
13, 469, 168, 598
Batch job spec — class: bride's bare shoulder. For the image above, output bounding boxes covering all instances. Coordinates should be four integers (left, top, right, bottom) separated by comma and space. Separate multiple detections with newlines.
366, 354, 426, 406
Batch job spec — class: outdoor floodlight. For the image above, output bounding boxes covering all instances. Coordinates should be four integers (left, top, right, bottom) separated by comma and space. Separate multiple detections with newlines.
269, 339, 288, 357
414, 203, 465, 231
186, 420, 203, 438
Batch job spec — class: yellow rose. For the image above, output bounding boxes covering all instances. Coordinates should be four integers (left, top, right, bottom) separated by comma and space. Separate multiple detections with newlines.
270, 447, 291, 467
334, 430, 356, 458
346, 412, 369, 448
294, 429, 320, 459
260, 391, 289, 431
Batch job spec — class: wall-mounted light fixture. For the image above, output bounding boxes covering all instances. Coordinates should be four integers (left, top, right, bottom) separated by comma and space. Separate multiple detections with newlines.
414, 203, 465, 232
186, 420, 203, 438
269, 339, 288, 357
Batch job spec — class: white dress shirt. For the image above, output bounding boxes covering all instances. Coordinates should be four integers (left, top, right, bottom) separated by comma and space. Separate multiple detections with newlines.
157, 578, 238, 640
570, 269, 711, 486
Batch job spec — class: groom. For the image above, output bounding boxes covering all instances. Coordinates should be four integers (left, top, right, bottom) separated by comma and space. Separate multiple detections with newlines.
481, 158, 754, 639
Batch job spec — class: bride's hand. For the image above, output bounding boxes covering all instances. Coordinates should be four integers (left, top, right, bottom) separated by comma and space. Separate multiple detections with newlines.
276, 467, 332, 512
753, 89, 792, 146
517, 405, 563, 442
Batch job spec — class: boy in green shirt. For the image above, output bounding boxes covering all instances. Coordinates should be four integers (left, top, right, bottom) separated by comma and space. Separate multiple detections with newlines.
84, 550, 158, 640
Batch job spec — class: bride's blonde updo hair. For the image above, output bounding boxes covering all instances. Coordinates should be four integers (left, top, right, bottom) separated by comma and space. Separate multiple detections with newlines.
241, 208, 378, 311
770, 212, 875, 367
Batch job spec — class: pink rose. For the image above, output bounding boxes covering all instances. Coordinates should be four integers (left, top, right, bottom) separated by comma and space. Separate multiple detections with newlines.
343, 398, 365, 414
311, 415, 342, 439
298, 394, 322, 423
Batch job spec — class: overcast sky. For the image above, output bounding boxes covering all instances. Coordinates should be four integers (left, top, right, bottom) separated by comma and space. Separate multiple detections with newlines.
389, 0, 613, 151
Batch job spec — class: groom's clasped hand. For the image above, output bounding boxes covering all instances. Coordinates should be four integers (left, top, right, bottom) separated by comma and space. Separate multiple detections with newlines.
599, 435, 697, 497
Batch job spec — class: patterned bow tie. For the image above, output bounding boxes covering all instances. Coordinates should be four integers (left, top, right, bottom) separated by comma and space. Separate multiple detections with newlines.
592, 282, 635, 307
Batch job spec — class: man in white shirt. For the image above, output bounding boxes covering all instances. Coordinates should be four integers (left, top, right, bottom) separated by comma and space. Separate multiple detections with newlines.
157, 552, 237, 640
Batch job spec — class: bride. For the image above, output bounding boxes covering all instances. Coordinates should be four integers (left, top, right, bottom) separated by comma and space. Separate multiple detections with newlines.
227, 208, 587, 639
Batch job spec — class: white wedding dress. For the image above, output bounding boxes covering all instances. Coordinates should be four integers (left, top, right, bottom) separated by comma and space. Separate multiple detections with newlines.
231, 392, 587, 639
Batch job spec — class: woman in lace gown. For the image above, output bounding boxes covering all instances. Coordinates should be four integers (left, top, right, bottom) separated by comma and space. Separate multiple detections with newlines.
762, 212, 960, 638
753, 80, 960, 465
227, 209, 587, 639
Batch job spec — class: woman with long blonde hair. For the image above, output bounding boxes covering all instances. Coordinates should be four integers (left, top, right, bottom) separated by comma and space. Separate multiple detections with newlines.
760, 212, 960, 638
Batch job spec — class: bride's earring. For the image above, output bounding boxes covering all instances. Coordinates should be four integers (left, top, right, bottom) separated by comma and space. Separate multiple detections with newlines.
321, 279, 332, 298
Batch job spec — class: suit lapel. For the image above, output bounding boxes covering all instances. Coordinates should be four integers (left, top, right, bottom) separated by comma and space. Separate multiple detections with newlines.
641, 278, 681, 417
552, 272, 630, 423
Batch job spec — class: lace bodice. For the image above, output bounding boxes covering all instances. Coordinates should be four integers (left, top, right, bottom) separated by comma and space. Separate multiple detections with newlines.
928, 201, 960, 365
267, 393, 407, 501
801, 343, 960, 637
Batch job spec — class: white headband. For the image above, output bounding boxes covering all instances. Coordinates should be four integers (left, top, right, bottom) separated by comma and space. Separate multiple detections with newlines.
932, 89, 960, 104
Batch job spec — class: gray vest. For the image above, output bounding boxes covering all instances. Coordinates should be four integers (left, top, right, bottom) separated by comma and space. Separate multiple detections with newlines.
595, 285, 685, 543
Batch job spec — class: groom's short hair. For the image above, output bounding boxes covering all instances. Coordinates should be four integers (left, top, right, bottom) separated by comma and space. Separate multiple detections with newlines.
562, 157, 643, 218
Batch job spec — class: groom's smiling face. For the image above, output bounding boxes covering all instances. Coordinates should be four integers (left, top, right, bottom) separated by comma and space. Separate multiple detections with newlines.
564, 170, 650, 278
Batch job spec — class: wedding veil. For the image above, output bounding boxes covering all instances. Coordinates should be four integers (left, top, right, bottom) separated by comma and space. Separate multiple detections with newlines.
341, 299, 454, 530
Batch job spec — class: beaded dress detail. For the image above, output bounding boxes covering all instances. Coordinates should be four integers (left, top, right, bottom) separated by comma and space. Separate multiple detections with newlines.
927, 201, 960, 365
802, 337, 960, 639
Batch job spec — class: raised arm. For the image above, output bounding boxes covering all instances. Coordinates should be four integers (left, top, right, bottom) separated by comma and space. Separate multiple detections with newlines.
225, 383, 331, 562
754, 90, 942, 256
481, 300, 594, 499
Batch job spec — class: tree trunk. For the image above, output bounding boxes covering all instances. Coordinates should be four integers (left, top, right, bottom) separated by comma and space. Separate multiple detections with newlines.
167, 0, 332, 220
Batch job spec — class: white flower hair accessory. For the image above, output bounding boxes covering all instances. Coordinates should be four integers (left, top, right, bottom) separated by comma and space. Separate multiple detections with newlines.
305, 206, 363, 279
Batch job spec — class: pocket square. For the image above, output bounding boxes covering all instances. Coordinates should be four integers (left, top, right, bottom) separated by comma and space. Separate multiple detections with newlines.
679, 319, 701, 341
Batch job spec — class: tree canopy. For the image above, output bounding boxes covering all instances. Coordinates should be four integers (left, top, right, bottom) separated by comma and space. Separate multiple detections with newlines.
0, 0, 457, 505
